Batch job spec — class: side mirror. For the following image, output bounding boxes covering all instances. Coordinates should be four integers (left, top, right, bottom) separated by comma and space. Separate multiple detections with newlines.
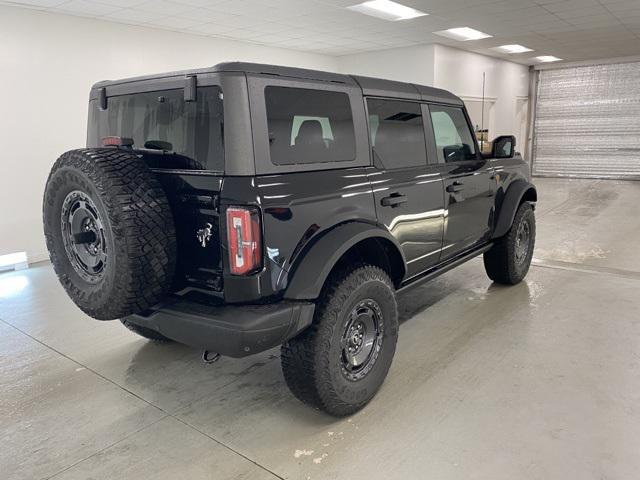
491, 135, 516, 158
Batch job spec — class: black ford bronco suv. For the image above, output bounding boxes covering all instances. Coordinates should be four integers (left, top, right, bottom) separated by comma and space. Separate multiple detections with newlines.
43, 62, 536, 416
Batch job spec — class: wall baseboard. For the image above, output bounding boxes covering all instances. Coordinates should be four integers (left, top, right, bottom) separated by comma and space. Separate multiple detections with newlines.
29, 252, 51, 265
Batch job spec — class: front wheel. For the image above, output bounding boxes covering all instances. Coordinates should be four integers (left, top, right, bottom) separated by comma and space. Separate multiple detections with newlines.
484, 202, 536, 285
281, 265, 398, 416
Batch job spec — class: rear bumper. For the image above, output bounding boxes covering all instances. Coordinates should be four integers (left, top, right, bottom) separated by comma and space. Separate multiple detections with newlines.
123, 297, 315, 358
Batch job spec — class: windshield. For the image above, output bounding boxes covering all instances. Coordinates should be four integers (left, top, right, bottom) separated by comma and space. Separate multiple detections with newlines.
88, 86, 224, 171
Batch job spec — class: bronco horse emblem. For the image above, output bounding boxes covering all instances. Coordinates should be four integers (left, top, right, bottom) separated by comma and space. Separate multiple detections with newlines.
196, 223, 213, 247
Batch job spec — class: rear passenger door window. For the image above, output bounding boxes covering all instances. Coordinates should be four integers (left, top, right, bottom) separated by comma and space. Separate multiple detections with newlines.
429, 105, 478, 163
265, 86, 355, 166
366, 99, 427, 169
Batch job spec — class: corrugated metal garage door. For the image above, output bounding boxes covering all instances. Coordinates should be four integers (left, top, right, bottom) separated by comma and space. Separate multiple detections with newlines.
532, 62, 640, 179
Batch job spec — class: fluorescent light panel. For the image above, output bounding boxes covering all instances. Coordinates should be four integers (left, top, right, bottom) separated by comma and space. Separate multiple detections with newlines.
493, 44, 533, 54
535, 55, 562, 62
348, 0, 428, 21
433, 27, 492, 41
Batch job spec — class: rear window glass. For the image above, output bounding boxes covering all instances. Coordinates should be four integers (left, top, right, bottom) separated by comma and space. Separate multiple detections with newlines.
367, 98, 426, 169
265, 86, 355, 166
88, 87, 224, 171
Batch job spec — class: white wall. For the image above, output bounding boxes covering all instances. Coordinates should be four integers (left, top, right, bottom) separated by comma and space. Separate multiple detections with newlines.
432, 44, 529, 138
0, 6, 337, 262
337, 42, 530, 144
336, 44, 435, 85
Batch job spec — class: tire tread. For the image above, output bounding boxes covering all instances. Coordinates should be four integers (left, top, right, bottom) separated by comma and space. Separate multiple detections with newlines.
281, 265, 397, 416
43, 148, 177, 319
483, 202, 535, 285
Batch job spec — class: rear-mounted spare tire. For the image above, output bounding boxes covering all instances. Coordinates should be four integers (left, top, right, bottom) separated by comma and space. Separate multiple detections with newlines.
43, 148, 177, 320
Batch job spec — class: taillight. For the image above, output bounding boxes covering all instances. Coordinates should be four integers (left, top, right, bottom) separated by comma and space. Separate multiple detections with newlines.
226, 207, 262, 275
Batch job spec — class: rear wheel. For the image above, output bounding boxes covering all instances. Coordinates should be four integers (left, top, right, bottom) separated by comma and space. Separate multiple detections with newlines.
484, 202, 536, 285
281, 265, 398, 416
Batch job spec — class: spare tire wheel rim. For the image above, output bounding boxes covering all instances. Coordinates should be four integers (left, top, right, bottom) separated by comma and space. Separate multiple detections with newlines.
515, 219, 530, 265
340, 299, 384, 381
61, 190, 107, 283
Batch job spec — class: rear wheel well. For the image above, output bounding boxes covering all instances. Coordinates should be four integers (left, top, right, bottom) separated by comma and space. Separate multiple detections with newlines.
328, 237, 404, 290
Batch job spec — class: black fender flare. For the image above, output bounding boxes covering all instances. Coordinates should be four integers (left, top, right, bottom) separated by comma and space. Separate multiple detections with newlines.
284, 222, 406, 300
493, 180, 537, 238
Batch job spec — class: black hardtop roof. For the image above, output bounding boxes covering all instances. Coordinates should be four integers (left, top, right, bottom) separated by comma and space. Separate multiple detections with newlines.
92, 61, 463, 106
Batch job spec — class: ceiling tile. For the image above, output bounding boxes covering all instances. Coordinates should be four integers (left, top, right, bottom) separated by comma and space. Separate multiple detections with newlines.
0, 0, 65, 6
187, 22, 238, 35
56, 0, 123, 16
176, 7, 238, 22
102, 8, 167, 24
93, 0, 146, 7
542, 0, 601, 13
143, 15, 205, 30
134, 0, 193, 16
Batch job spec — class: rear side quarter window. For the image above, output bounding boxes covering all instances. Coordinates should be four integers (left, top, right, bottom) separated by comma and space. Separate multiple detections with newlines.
265, 86, 356, 166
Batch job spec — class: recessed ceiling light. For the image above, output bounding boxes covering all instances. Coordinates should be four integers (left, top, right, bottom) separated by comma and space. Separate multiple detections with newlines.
534, 55, 563, 62
347, 0, 428, 21
493, 44, 533, 54
433, 27, 492, 41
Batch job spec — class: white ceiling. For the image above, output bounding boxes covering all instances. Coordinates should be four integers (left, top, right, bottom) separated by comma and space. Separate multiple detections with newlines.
3, 0, 640, 64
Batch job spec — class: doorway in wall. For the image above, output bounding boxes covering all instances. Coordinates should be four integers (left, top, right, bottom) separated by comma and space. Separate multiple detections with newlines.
462, 97, 495, 153
515, 97, 529, 161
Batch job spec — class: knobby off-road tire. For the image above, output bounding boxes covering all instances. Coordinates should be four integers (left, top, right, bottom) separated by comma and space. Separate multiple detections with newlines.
43, 148, 176, 320
281, 265, 398, 416
120, 319, 173, 343
484, 202, 536, 285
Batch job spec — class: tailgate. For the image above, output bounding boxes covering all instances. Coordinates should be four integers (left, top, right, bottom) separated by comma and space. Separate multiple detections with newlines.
152, 169, 224, 294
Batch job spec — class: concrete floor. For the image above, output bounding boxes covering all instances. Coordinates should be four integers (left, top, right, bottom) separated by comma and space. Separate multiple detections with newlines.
1, 177, 639, 480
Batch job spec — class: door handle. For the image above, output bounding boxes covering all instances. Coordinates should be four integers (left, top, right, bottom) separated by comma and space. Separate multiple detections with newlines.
381, 192, 407, 207
446, 181, 464, 193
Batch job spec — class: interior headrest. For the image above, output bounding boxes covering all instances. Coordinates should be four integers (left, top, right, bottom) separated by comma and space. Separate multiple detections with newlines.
295, 120, 324, 146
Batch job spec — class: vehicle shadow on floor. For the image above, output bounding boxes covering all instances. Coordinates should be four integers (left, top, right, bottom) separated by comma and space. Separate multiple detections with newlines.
397, 277, 463, 324
397, 275, 518, 324
121, 277, 531, 423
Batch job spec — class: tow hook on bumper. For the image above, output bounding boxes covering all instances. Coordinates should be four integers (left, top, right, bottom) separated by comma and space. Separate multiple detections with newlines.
202, 350, 221, 364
